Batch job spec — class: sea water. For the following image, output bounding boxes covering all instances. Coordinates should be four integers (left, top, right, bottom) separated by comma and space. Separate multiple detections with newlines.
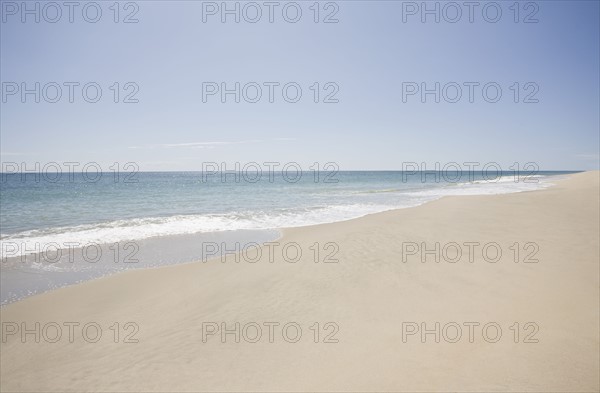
0, 170, 577, 304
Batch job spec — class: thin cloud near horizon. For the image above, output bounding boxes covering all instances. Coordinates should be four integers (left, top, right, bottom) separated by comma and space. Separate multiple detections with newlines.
128, 138, 297, 150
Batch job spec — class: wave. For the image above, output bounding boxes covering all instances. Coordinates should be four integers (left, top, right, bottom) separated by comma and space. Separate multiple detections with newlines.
353, 188, 406, 194
0, 203, 415, 257
1, 175, 552, 257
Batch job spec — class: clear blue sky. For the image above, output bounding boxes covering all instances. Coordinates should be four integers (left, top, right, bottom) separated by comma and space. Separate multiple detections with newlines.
1, 1, 599, 170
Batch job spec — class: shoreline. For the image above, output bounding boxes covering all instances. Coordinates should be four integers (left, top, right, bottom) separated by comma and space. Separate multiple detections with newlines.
0, 174, 567, 305
2, 171, 567, 258
1, 171, 598, 391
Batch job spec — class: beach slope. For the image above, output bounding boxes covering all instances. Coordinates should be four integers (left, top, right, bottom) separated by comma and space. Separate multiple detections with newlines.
1, 171, 599, 392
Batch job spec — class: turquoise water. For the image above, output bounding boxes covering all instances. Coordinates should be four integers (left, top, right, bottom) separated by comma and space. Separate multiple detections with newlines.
0, 170, 577, 303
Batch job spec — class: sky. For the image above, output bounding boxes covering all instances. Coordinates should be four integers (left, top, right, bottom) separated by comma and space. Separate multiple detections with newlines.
1, 0, 599, 171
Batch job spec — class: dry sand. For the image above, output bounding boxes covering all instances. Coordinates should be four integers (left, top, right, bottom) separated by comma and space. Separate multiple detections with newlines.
1, 171, 598, 392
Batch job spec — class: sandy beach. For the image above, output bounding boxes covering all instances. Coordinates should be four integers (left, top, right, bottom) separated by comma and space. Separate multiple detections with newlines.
1, 171, 598, 392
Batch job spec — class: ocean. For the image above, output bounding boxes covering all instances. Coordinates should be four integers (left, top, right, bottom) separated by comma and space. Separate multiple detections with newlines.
0, 170, 577, 304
